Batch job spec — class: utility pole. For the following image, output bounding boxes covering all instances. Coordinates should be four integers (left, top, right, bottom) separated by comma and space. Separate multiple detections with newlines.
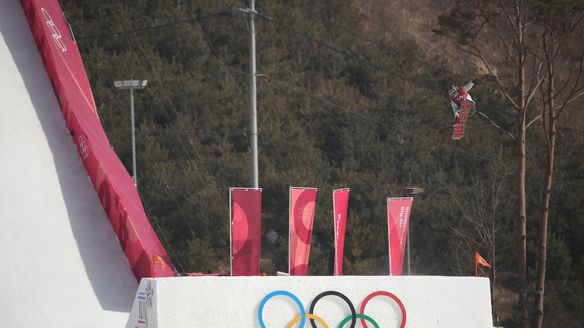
240, 1, 270, 188
114, 79, 148, 187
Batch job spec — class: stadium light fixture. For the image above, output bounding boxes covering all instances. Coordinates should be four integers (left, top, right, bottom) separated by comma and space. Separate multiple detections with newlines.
114, 79, 148, 187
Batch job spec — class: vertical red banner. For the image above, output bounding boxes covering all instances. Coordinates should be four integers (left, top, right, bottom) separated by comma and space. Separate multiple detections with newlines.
387, 197, 414, 275
333, 188, 350, 276
289, 187, 318, 275
230, 188, 262, 276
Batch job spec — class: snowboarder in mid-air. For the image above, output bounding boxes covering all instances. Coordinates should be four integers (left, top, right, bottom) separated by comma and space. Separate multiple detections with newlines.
448, 78, 479, 123
448, 79, 479, 140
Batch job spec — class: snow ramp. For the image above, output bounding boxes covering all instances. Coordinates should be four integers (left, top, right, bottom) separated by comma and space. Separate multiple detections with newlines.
0, 0, 173, 326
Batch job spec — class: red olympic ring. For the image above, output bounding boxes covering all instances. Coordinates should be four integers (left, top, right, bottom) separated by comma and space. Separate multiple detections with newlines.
360, 291, 407, 328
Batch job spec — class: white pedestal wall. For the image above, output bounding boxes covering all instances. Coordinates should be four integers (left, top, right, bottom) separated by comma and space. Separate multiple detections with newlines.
126, 276, 493, 328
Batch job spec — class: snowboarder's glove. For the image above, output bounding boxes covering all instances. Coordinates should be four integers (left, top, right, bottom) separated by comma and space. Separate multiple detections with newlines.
472, 79, 480, 85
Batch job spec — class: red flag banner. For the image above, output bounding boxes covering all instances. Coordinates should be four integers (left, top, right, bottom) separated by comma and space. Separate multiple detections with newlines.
387, 197, 414, 275
289, 187, 318, 275
333, 188, 350, 276
230, 188, 262, 276
475, 252, 491, 277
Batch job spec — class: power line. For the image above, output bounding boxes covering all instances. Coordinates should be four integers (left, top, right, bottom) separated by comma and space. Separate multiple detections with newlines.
138, 188, 187, 275
275, 0, 380, 46
100, 1, 502, 218
117, 1, 497, 166
109, 7, 494, 165
76, 10, 234, 41
107, 3, 256, 272
183, 7, 251, 107
250, 2, 506, 163
266, 77, 494, 162
153, 169, 198, 240
110, 5, 229, 212
275, 0, 410, 80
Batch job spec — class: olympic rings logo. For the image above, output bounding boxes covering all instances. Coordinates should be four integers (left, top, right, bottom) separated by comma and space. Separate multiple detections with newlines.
78, 135, 89, 160
258, 290, 406, 328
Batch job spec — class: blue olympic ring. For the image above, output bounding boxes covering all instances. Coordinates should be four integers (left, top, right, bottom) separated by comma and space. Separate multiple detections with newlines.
258, 290, 307, 328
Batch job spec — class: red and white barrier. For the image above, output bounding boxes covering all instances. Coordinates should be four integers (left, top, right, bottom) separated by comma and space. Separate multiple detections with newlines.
20, 0, 175, 279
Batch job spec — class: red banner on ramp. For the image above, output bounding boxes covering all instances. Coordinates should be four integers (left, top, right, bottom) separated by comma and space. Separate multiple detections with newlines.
333, 188, 350, 276
20, 0, 175, 279
289, 187, 317, 275
230, 188, 262, 276
387, 197, 413, 275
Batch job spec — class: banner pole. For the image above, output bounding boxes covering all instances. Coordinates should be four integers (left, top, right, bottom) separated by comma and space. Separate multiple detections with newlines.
475, 254, 478, 277
406, 226, 411, 275
333, 189, 337, 276
288, 186, 291, 275
229, 188, 233, 276
387, 198, 392, 276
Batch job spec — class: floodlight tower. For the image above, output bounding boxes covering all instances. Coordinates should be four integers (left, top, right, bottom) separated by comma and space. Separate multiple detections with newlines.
113, 79, 148, 187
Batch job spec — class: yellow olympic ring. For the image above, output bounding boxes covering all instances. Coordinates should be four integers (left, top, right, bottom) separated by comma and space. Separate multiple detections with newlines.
287, 314, 329, 328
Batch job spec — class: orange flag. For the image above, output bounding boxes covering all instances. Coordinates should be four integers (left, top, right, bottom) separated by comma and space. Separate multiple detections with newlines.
475, 252, 491, 277
153, 254, 166, 272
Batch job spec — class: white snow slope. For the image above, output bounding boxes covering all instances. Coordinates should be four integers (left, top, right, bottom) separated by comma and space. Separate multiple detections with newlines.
0, 1, 137, 327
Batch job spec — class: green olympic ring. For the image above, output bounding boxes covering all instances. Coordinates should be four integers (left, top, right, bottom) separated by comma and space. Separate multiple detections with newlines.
339, 314, 379, 328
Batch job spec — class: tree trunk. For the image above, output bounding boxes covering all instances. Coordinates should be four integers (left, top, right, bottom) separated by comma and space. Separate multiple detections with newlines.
518, 107, 529, 328
517, 38, 530, 328
491, 219, 497, 323
517, 2, 529, 325
534, 44, 557, 328
534, 103, 555, 328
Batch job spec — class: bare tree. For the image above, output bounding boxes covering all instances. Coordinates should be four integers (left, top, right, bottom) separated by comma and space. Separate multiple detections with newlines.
532, 2, 584, 326
444, 157, 513, 320
435, 1, 545, 325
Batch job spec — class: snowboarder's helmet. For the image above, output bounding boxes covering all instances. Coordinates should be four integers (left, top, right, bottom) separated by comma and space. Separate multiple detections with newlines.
448, 85, 459, 97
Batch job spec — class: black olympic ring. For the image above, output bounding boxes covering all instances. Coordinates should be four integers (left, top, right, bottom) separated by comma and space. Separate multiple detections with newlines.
309, 291, 357, 328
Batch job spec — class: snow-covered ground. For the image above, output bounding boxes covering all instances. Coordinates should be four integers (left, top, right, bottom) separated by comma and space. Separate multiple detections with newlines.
0, 1, 136, 326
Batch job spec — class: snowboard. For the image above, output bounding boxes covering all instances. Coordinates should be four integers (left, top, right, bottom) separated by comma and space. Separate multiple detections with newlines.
452, 100, 473, 140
